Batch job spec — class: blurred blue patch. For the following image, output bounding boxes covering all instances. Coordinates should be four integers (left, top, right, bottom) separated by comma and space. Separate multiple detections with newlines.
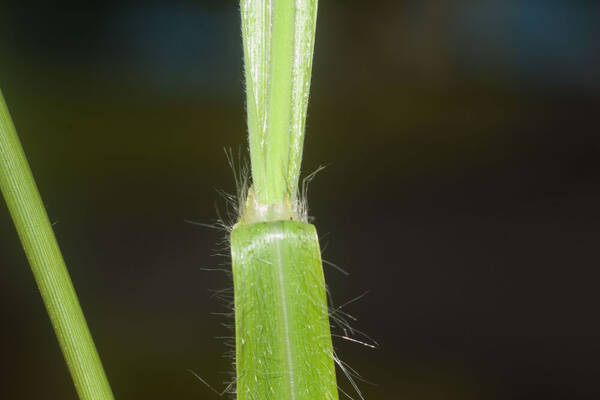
106, 3, 240, 96
451, 0, 600, 90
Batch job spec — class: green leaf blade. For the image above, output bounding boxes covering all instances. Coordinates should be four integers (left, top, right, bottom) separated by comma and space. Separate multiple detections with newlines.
0, 90, 114, 400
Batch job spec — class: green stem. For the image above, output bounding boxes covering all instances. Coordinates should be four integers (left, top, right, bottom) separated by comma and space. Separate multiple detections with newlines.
242, 0, 318, 206
235, 2, 338, 400
0, 89, 115, 400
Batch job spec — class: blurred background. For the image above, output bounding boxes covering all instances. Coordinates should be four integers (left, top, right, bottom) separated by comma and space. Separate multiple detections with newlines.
1, 1, 599, 399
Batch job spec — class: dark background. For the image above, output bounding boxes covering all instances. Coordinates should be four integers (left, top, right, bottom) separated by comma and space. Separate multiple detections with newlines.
1, 1, 600, 399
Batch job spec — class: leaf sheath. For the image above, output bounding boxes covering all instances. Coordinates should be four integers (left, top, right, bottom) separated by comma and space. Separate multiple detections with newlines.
231, 221, 338, 400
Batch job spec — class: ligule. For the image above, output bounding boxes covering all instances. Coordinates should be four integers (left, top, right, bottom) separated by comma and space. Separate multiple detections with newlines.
231, 221, 338, 400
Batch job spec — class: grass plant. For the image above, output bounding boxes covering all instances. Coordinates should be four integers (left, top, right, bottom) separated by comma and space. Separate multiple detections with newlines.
0, 1, 335, 399
233, 1, 339, 399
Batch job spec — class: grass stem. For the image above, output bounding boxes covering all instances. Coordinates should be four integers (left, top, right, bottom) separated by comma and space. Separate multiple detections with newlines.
234, 2, 339, 399
242, 0, 318, 206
